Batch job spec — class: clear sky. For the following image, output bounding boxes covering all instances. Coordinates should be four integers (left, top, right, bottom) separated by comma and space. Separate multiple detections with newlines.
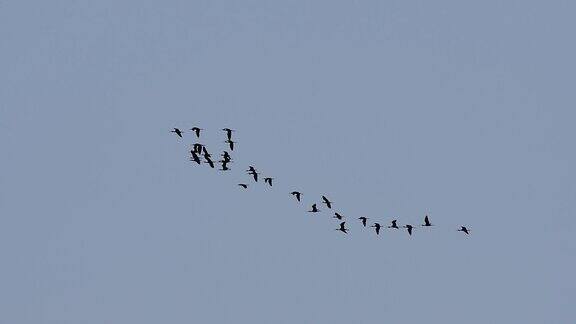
1, 1, 575, 323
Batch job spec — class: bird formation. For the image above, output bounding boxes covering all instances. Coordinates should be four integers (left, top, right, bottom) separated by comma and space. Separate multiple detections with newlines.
171, 127, 471, 237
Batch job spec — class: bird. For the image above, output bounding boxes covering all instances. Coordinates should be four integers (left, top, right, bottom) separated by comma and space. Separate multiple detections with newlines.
246, 167, 258, 182
290, 191, 302, 202
321, 196, 333, 209
222, 128, 234, 140
204, 156, 215, 168
171, 128, 183, 138
189, 151, 201, 164
190, 127, 202, 138
403, 224, 414, 235
371, 223, 382, 235
221, 151, 232, 163
421, 215, 433, 227
202, 146, 210, 157
225, 139, 235, 151
336, 221, 348, 234
358, 217, 368, 227
219, 160, 230, 171
333, 212, 344, 220
193, 143, 203, 154
264, 177, 273, 186
238, 184, 248, 189
308, 204, 320, 213
388, 220, 399, 229
458, 226, 470, 235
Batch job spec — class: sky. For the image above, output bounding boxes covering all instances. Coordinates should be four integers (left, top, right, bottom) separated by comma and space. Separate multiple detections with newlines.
1, 1, 575, 323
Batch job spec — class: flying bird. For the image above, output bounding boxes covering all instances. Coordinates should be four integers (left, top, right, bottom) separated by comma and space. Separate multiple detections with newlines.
225, 139, 235, 151
388, 220, 399, 229
358, 217, 368, 227
238, 184, 248, 189
290, 191, 302, 202
422, 215, 433, 227
403, 224, 414, 235
190, 127, 202, 138
308, 204, 320, 213
321, 196, 333, 209
333, 212, 343, 220
171, 128, 183, 138
264, 177, 273, 186
249, 171, 258, 182
246, 166, 256, 173
193, 143, 203, 154
221, 151, 232, 163
222, 128, 234, 140
336, 222, 348, 234
458, 226, 470, 235
204, 156, 215, 168
189, 151, 201, 164
219, 160, 230, 171
202, 146, 211, 157
371, 223, 382, 235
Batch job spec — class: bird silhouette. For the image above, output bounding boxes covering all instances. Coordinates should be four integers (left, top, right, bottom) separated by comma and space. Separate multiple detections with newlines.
308, 204, 320, 213
359, 217, 368, 227
333, 212, 343, 220
403, 224, 414, 235
204, 156, 215, 168
264, 177, 273, 186
458, 226, 470, 235
421, 215, 433, 227
221, 151, 232, 163
190, 127, 202, 138
371, 223, 382, 235
193, 143, 203, 154
388, 220, 399, 229
189, 151, 201, 164
219, 160, 230, 171
246, 166, 256, 173
290, 191, 302, 202
202, 146, 210, 157
225, 139, 235, 151
321, 196, 333, 209
171, 128, 183, 138
222, 128, 234, 140
336, 221, 348, 234
250, 171, 258, 182
238, 183, 248, 189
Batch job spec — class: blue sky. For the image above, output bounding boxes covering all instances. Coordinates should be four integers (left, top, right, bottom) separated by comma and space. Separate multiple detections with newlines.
1, 1, 575, 323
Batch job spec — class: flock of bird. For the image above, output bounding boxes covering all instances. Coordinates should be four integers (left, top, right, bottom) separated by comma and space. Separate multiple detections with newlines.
171, 127, 471, 237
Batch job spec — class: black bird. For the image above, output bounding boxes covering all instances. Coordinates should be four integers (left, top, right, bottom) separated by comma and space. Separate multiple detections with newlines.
193, 143, 203, 154
458, 226, 470, 235
190, 127, 202, 138
219, 160, 230, 171
264, 177, 273, 186
422, 215, 433, 227
333, 212, 344, 220
171, 128, 183, 138
321, 196, 333, 209
371, 223, 382, 235
190, 151, 201, 164
388, 220, 399, 229
221, 151, 232, 163
249, 171, 258, 182
246, 166, 256, 173
238, 184, 248, 189
204, 156, 215, 168
308, 204, 320, 213
202, 146, 210, 157
403, 224, 414, 235
225, 139, 235, 151
358, 217, 368, 227
290, 191, 302, 202
336, 221, 348, 234
222, 128, 234, 140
